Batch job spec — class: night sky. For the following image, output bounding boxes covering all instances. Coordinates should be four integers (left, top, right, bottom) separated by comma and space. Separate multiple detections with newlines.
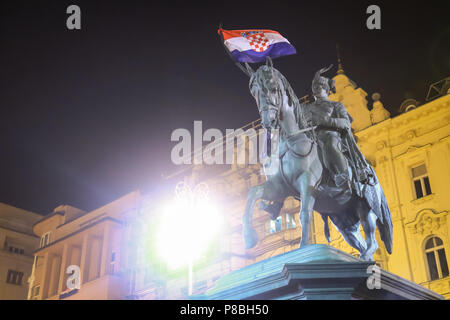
0, 0, 448, 214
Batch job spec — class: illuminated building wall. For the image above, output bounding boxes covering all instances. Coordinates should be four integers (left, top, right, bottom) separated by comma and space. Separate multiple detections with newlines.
28, 192, 141, 300
245, 72, 450, 299
135, 73, 450, 299
339, 74, 450, 298
244, 74, 450, 299
24, 72, 450, 300
0, 203, 41, 300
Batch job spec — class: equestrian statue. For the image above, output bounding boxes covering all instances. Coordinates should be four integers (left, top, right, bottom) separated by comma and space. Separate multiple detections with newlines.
240, 57, 393, 261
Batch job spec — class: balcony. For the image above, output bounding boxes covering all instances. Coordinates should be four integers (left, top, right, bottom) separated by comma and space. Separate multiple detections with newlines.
420, 276, 450, 299
46, 273, 127, 300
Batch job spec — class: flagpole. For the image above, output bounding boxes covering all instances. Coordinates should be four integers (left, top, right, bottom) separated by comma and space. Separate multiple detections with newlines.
218, 23, 251, 77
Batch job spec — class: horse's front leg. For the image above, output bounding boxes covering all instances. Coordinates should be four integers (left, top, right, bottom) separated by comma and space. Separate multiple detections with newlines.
242, 184, 265, 249
296, 172, 317, 247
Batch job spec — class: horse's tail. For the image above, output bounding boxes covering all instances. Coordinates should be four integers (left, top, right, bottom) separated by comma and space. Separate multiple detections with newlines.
377, 190, 393, 254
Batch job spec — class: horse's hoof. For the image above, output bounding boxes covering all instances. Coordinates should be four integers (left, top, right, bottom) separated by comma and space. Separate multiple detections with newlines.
359, 254, 374, 261
299, 241, 310, 248
244, 228, 258, 249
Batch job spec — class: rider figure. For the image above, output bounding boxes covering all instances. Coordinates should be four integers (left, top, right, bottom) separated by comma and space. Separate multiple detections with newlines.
306, 65, 356, 193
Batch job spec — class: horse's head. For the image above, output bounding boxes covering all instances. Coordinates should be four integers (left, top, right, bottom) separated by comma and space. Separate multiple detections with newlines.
246, 58, 286, 130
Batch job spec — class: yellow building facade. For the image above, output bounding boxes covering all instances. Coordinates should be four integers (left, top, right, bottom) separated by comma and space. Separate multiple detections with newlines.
345, 76, 450, 298
244, 72, 450, 299
0, 202, 41, 300
240, 74, 450, 299
134, 72, 450, 299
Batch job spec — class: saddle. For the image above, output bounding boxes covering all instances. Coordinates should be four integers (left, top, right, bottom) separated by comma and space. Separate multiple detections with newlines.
279, 131, 315, 159
314, 141, 354, 205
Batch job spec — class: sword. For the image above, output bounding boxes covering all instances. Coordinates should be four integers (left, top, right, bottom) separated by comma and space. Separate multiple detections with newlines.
297, 125, 318, 134
343, 129, 361, 196
285, 126, 318, 139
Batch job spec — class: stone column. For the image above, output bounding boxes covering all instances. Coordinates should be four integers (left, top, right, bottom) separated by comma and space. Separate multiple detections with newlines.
27, 256, 37, 300
48, 254, 61, 298
0, 233, 6, 249
79, 233, 89, 284
87, 237, 101, 281
39, 251, 50, 300
57, 243, 69, 294
100, 224, 111, 277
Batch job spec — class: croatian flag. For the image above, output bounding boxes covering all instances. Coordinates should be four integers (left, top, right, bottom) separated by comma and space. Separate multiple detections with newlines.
218, 28, 297, 63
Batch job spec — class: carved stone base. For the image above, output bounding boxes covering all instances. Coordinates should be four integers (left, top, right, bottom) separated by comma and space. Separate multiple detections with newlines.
196, 245, 443, 300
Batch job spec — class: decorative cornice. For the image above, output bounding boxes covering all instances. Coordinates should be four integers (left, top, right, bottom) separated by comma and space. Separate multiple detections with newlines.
33, 211, 65, 228
394, 143, 432, 160
421, 277, 450, 296
411, 194, 435, 206
406, 130, 416, 140
406, 209, 449, 235
356, 95, 449, 141
376, 140, 387, 151
33, 216, 123, 254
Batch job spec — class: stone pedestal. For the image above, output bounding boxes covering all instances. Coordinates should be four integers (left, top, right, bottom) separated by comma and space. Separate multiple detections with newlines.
198, 245, 443, 300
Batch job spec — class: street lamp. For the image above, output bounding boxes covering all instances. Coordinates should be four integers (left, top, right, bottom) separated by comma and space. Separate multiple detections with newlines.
156, 181, 223, 295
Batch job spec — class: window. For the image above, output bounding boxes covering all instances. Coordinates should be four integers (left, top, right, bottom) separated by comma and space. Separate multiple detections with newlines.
411, 164, 432, 199
6, 270, 24, 285
424, 237, 449, 281
8, 246, 24, 255
268, 214, 297, 234
269, 216, 282, 234
286, 213, 297, 230
110, 251, 116, 274
31, 285, 40, 299
40, 232, 51, 248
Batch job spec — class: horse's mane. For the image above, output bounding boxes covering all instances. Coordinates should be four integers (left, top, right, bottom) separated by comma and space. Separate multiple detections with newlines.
250, 66, 311, 137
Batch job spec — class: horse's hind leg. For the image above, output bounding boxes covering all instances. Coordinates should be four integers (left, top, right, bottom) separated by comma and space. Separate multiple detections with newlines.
359, 208, 379, 261
242, 184, 265, 249
340, 225, 367, 255
328, 215, 367, 255
295, 172, 316, 247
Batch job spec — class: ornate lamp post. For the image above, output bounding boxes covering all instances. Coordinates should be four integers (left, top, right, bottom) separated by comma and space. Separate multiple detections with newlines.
156, 181, 223, 296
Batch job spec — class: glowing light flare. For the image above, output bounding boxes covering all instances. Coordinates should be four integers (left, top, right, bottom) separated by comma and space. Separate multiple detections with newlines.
156, 197, 223, 269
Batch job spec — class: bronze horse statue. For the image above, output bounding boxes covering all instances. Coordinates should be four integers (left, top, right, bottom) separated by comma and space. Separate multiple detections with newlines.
242, 58, 392, 261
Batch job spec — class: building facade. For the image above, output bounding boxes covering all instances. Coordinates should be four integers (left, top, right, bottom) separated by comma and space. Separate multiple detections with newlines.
24, 71, 450, 300
28, 192, 141, 300
0, 202, 41, 299
134, 72, 450, 299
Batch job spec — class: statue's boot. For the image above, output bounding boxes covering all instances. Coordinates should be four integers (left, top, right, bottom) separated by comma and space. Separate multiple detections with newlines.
333, 173, 352, 204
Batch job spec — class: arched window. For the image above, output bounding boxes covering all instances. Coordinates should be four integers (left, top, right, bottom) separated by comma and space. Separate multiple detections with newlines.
424, 236, 449, 281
